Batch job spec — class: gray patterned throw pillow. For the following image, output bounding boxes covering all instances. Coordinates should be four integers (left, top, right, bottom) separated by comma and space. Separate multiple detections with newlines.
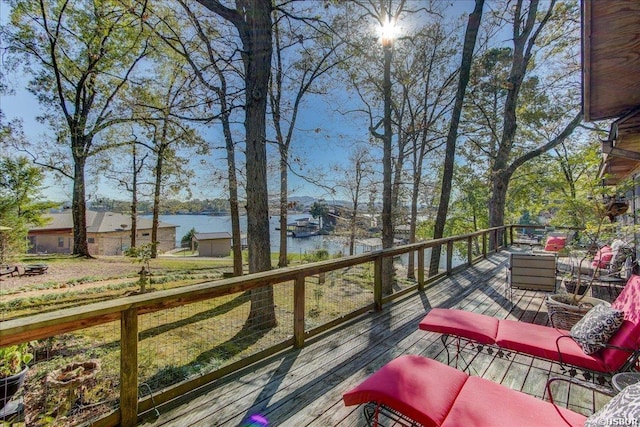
585, 381, 640, 427
570, 304, 624, 355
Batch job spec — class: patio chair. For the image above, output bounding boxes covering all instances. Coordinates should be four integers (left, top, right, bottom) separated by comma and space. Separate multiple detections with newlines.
544, 233, 568, 252
343, 354, 633, 427
419, 274, 640, 381
507, 252, 557, 299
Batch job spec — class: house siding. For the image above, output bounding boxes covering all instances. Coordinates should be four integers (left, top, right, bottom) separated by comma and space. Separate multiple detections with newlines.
197, 239, 231, 257
90, 228, 176, 256
28, 230, 72, 254
28, 211, 177, 256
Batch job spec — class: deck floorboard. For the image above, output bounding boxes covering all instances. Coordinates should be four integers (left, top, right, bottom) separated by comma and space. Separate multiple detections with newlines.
140, 250, 615, 426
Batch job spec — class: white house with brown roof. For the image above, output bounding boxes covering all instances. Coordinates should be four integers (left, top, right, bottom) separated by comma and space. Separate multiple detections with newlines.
28, 211, 177, 256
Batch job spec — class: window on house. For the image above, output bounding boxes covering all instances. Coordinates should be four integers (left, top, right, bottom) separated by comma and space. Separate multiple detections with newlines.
58, 237, 64, 247
88, 237, 95, 244
142, 233, 150, 237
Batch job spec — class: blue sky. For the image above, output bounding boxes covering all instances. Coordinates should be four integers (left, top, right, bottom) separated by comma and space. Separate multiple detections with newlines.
1, 1, 477, 204
2, 72, 370, 203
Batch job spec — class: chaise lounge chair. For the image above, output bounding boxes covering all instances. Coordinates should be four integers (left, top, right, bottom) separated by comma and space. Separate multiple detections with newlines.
419, 274, 640, 380
343, 354, 636, 427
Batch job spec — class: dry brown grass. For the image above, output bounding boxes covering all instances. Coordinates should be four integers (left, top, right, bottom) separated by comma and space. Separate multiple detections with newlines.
0, 255, 234, 319
1, 256, 142, 291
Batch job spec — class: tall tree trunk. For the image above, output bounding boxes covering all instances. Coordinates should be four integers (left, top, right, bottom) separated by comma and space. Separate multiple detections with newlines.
241, 0, 276, 328
278, 153, 288, 267
407, 166, 421, 280
489, 110, 583, 247
130, 143, 138, 249
221, 110, 243, 276
381, 35, 395, 296
151, 147, 164, 259
391, 131, 405, 216
272, 14, 289, 269
349, 208, 357, 256
429, 0, 484, 276
349, 171, 362, 256
488, 172, 508, 248
71, 143, 91, 257
488, 0, 554, 248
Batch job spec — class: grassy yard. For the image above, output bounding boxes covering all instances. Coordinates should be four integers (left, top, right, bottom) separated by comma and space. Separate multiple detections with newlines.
1, 251, 380, 426
0, 249, 334, 320
0, 254, 236, 320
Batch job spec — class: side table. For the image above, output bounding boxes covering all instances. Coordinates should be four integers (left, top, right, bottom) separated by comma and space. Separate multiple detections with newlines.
612, 372, 640, 392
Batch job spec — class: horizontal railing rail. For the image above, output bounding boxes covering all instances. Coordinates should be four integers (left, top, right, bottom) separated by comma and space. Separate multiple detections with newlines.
0, 224, 570, 426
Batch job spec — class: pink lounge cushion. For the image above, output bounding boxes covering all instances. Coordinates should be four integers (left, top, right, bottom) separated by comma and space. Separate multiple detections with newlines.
440, 376, 587, 427
342, 355, 469, 427
545, 236, 567, 252
601, 320, 640, 371
602, 274, 640, 370
419, 308, 499, 345
495, 319, 608, 372
611, 275, 640, 322
592, 245, 613, 268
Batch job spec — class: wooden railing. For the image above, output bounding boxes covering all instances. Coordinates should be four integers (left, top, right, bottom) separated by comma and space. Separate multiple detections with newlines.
1, 224, 566, 426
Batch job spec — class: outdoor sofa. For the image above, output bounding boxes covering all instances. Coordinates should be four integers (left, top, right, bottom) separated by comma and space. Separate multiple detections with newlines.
419, 274, 640, 378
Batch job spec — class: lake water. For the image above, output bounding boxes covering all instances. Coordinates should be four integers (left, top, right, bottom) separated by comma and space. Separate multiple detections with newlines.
147, 214, 458, 269
151, 213, 359, 256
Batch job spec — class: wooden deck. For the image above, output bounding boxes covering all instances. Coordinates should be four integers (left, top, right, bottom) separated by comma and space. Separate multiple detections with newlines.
139, 250, 616, 426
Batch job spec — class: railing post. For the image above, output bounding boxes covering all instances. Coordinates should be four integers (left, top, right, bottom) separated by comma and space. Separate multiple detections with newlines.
467, 236, 473, 266
120, 307, 139, 427
482, 232, 487, 257
446, 241, 453, 274
294, 274, 305, 348
374, 254, 382, 311
418, 248, 425, 291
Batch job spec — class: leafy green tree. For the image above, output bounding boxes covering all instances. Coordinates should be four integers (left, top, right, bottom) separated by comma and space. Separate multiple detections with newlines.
0, 156, 57, 260
544, 139, 602, 228
310, 201, 330, 226
4, 0, 150, 257
446, 165, 490, 255
181, 227, 198, 250
467, 0, 583, 236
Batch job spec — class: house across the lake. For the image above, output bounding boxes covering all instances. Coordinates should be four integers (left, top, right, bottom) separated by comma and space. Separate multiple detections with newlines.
28, 210, 177, 256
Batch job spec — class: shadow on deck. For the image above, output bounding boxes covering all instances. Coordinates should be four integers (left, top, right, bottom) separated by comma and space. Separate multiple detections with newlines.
140, 250, 615, 426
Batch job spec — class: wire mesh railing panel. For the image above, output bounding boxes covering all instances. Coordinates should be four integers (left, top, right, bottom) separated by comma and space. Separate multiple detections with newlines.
452, 241, 469, 268
16, 321, 121, 426
137, 285, 294, 394
470, 236, 484, 259
304, 263, 374, 332
392, 255, 419, 292
425, 246, 444, 276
